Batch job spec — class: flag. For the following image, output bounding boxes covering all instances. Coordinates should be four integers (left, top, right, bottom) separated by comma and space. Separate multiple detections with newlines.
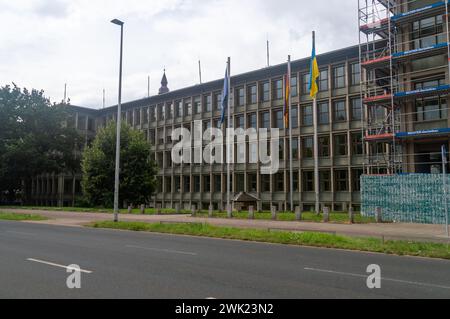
220, 65, 229, 126
309, 34, 319, 99
284, 74, 290, 129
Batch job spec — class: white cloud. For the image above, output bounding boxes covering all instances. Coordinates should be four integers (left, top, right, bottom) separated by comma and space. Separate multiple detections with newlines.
0, 0, 358, 109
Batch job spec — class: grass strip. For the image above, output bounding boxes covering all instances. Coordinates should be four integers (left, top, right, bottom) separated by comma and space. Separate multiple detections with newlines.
90, 221, 450, 260
0, 212, 48, 221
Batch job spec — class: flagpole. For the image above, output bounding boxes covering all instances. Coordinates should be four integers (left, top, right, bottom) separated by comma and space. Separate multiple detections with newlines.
288, 55, 294, 212
312, 31, 320, 215
227, 57, 232, 217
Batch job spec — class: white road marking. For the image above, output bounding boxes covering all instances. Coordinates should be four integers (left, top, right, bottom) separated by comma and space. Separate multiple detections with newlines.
126, 245, 197, 256
304, 267, 450, 290
27, 258, 93, 274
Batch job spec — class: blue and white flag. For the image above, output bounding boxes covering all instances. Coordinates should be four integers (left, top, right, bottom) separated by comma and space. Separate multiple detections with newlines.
220, 65, 229, 126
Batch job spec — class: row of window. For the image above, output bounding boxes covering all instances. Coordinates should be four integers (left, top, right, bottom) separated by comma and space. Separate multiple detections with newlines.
99, 63, 360, 126
154, 132, 364, 169
157, 169, 364, 194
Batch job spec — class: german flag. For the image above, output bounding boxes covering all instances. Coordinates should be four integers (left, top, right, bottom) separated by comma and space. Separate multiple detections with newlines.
284, 73, 290, 129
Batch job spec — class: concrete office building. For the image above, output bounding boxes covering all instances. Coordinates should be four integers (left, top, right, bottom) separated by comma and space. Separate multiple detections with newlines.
30, 0, 450, 211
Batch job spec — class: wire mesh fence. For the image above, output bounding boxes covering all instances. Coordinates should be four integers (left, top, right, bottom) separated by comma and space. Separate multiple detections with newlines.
361, 174, 449, 224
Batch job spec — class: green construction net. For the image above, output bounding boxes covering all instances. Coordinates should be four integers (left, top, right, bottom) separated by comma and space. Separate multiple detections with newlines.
361, 174, 450, 224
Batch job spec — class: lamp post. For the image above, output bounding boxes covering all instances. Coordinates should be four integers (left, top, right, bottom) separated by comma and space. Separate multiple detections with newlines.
111, 18, 124, 223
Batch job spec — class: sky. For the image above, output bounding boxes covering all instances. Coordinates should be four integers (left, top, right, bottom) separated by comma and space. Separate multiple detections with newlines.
0, 0, 358, 109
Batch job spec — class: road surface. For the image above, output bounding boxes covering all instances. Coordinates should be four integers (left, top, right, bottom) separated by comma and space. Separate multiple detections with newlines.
0, 221, 449, 299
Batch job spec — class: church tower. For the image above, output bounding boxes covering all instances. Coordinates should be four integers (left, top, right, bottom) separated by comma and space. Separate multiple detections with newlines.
158, 70, 169, 95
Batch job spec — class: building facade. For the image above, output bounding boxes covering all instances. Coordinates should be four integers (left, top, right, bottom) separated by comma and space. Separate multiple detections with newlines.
30, 0, 450, 211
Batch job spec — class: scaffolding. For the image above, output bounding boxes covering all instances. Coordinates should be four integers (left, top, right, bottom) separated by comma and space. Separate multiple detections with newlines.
358, 0, 450, 175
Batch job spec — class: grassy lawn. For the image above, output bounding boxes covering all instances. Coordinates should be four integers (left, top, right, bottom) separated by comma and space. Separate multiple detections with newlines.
0, 206, 191, 215
0, 212, 48, 221
194, 211, 376, 224
90, 221, 450, 260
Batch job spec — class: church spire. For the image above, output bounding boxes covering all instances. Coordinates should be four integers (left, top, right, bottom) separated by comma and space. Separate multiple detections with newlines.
158, 69, 169, 95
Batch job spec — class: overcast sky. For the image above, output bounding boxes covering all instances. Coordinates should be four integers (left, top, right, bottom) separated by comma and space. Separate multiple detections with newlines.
0, 0, 357, 109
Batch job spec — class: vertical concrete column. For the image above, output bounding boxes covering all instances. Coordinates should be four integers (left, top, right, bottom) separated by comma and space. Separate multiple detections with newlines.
295, 206, 302, 221
323, 207, 330, 223
349, 206, 355, 224
376, 207, 383, 223
248, 206, 255, 220
208, 205, 213, 218
271, 206, 277, 220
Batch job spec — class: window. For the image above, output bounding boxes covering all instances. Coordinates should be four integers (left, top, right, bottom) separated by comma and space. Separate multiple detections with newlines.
302, 136, 314, 158
319, 69, 329, 91
274, 110, 284, 129
350, 63, 360, 86
236, 87, 245, 106
319, 136, 330, 157
204, 176, 211, 192
318, 102, 329, 124
291, 137, 299, 160
303, 171, 314, 192
320, 171, 331, 192
273, 79, 283, 100
204, 95, 212, 112
334, 100, 347, 122
193, 176, 201, 192
214, 92, 222, 111
291, 106, 298, 129
261, 112, 270, 129
184, 176, 191, 193
278, 139, 284, 160
334, 134, 348, 156
333, 65, 346, 89
214, 175, 222, 192
134, 109, 141, 126
248, 113, 257, 129
274, 173, 284, 192
77, 115, 86, 130
351, 98, 362, 121
142, 107, 149, 124
302, 104, 313, 126
193, 96, 201, 114
184, 101, 192, 116
293, 171, 299, 191
236, 174, 245, 192
174, 176, 181, 193
248, 84, 257, 104
87, 118, 95, 131
235, 115, 244, 128
352, 169, 364, 191
165, 177, 172, 193
175, 101, 182, 118
291, 76, 298, 97
248, 174, 257, 192
261, 175, 271, 192
302, 74, 310, 95
412, 15, 445, 49
168, 103, 174, 119
261, 82, 270, 102
335, 170, 349, 191
416, 97, 447, 121
352, 133, 364, 155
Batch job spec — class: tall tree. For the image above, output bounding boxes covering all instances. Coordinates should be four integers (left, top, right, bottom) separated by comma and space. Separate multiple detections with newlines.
0, 84, 81, 203
81, 122, 158, 208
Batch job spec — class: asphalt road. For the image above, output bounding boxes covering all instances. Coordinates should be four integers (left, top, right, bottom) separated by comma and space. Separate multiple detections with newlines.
0, 221, 449, 299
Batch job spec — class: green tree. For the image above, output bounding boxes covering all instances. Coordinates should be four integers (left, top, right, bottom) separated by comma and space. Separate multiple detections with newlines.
81, 122, 158, 208
0, 84, 81, 203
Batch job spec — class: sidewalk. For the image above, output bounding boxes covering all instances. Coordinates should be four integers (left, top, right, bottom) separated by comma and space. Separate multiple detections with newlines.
2, 208, 450, 243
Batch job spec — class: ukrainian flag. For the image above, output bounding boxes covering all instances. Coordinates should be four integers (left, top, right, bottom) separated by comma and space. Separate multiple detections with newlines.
309, 33, 319, 99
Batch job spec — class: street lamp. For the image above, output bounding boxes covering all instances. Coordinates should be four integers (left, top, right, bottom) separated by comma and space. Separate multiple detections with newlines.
111, 18, 124, 223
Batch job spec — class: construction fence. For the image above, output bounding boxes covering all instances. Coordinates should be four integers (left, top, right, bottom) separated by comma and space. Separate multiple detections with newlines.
361, 174, 450, 224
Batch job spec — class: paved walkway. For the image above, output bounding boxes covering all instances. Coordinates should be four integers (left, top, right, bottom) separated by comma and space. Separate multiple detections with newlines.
2, 208, 450, 243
